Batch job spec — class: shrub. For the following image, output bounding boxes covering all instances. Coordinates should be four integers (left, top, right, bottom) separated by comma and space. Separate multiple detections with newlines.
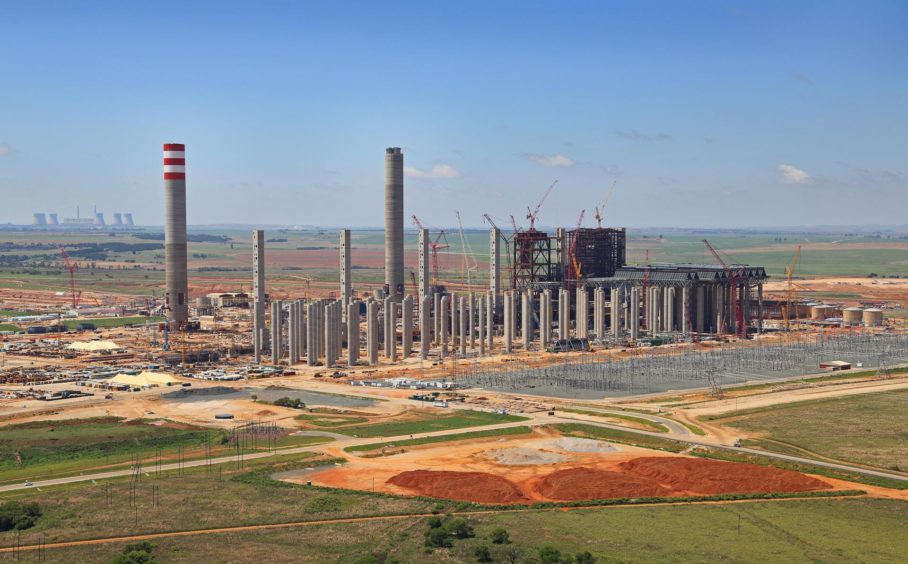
490, 527, 510, 544
110, 541, 155, 563
575, 551, 596, 564
427, 516, 443, 529
475, 545, 493, 563
0, 501, 41, 532
538, 545, 565, 564
446, 518, 475, 539
425, 527, 452, 548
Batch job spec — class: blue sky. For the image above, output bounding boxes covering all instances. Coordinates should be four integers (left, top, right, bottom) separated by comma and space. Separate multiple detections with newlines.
1, 1, 906, 228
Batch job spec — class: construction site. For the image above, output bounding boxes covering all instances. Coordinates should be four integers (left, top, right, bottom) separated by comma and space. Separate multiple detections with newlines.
0, 143, 907, 561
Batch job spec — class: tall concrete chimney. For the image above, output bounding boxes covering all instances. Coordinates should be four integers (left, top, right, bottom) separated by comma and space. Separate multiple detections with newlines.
384, 147, 404, 300
163, 143, 189, 326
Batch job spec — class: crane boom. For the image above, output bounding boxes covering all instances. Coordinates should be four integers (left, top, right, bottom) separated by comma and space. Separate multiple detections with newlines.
526, 180, 558, 230
60, 248, 81, 309
594, 180, 617, 228
783, 245, 802, 330
702, 239, 745, 337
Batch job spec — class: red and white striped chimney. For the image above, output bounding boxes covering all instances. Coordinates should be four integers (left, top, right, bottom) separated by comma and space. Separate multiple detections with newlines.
163, 143, 186, 180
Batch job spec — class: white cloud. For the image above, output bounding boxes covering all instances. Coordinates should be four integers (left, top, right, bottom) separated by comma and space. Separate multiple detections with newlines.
0, 143, 11, 156
777, 163, 812, 185
404, 164, 462, 179
526, 154, 575, 168
616, 130, 673, 142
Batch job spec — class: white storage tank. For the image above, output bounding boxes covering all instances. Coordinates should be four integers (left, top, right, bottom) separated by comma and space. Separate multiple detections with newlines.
843, 307, 863, 326
863, 308, 884, 327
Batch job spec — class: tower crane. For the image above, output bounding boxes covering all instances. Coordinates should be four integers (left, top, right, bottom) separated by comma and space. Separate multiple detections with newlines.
483, 213, 513, 274
702, 239, 745, 338
783, 245, 802, 330
566, 209, 586, 286
594, 181, 617, 228
454, 211, 478, 289
60, 248, 82, 309
526, 180, 558, 230
411, 215, 450, 291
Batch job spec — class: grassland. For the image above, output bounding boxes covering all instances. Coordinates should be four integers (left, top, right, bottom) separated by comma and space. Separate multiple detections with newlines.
559, 408, 670, 432
712, 389, 908, 471
20, 497, 908, 563
60, 315, 164, 329
345, 426, 533, 453
0, 417, 331, 484
331, 409, 528, 438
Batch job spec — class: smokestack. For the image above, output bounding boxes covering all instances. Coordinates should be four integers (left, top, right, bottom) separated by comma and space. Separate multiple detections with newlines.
94, 212, 105, 226
163, 143, 189, 326
124, 213, 134, 226
32, 213, 47, 226
384, 147, 404, 300
48, 213, 59, 226
113, 213, 123, 226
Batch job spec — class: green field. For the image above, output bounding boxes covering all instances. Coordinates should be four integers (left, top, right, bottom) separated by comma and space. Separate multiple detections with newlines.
61, 315, 164, 329
559, 408, 670, 432
345, 426, 533, 453
18, 496, 908, 563
331, 409, 528, 438
717, 389, 908, 472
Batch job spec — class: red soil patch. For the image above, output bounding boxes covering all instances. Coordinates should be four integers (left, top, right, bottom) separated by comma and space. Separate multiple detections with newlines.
619, 456, 830, 495
534, 467, 672, 501
387, 470, 527, 504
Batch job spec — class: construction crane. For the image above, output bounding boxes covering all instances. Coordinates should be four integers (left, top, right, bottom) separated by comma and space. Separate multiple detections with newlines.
594, 181, 617, 228
783, 245, 802, 330
566, 209, 586, 286
60, 248, 82, 309
702, 239, 745, 338
411, 215, 450, 291
483, 213, 513, 275
526, 180, 558, 230
455, 211, 478, 289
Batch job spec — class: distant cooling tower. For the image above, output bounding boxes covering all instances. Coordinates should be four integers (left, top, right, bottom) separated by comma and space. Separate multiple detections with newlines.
163, 143, 189, 325
124, 213, 135, 226
384, 147, 404, 300
48, 213, 59, 225
94, 212, 105, 226
32, 213, 47, 226
113, 213, 123, 226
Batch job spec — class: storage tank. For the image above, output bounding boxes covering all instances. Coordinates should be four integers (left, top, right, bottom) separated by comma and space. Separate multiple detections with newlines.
810, 304, 831, 320
863, 308, 884, 327
842, 307, 863, 326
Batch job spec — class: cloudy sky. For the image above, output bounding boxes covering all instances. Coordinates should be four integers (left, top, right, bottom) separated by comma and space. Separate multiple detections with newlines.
1, 1, 906, 228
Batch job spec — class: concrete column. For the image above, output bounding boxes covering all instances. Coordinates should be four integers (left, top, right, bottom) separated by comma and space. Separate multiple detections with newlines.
433, 292, 441, 345
594, 288, 604, 339
558, 288, 570, 339
541, 289, 553, 347
716, 285, 725, 334
288, 302, 299, 364
383, 297, 392, 357
347, 301, 359, 365
450, 295, 459, 353
367, 299, 378, 365
440, 295, 449, 359
402, 294, 413, 358
576, 287, 588, 339
664, 287, 674, 333
696, 285, 705, 334
631, 288, 641, 340
252, 230, 266, 363
757, 283, 764, 333
503, 291, 512, 353
522, 290, 532, 349
610, 288, 619, 337
458, 296, 467, 357
420, 295, 431, 360
682, 286, 690, 335
417, 228, 430, 302
270, 300, 282, 364
478, 295, 486, 356
340, 229, 351, 313
487, 292, 494, 352
324, 303, 334, 368
468, 293, 475, 350
387, 300, 398, 361
509, 290, 517, 345
306, 303, 317, 365
490, 227, 501, 309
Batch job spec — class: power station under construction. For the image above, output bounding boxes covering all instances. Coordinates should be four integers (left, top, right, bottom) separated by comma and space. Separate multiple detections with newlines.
146, 142, 898, 398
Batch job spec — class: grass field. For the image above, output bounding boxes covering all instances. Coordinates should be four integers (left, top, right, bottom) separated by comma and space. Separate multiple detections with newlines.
60, 315, 164, 329
715, 389, 908, 471
345, 426, 533, 453
331, 409, 528, 438
21, 498, 908, 562
559, 408, 670, 432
